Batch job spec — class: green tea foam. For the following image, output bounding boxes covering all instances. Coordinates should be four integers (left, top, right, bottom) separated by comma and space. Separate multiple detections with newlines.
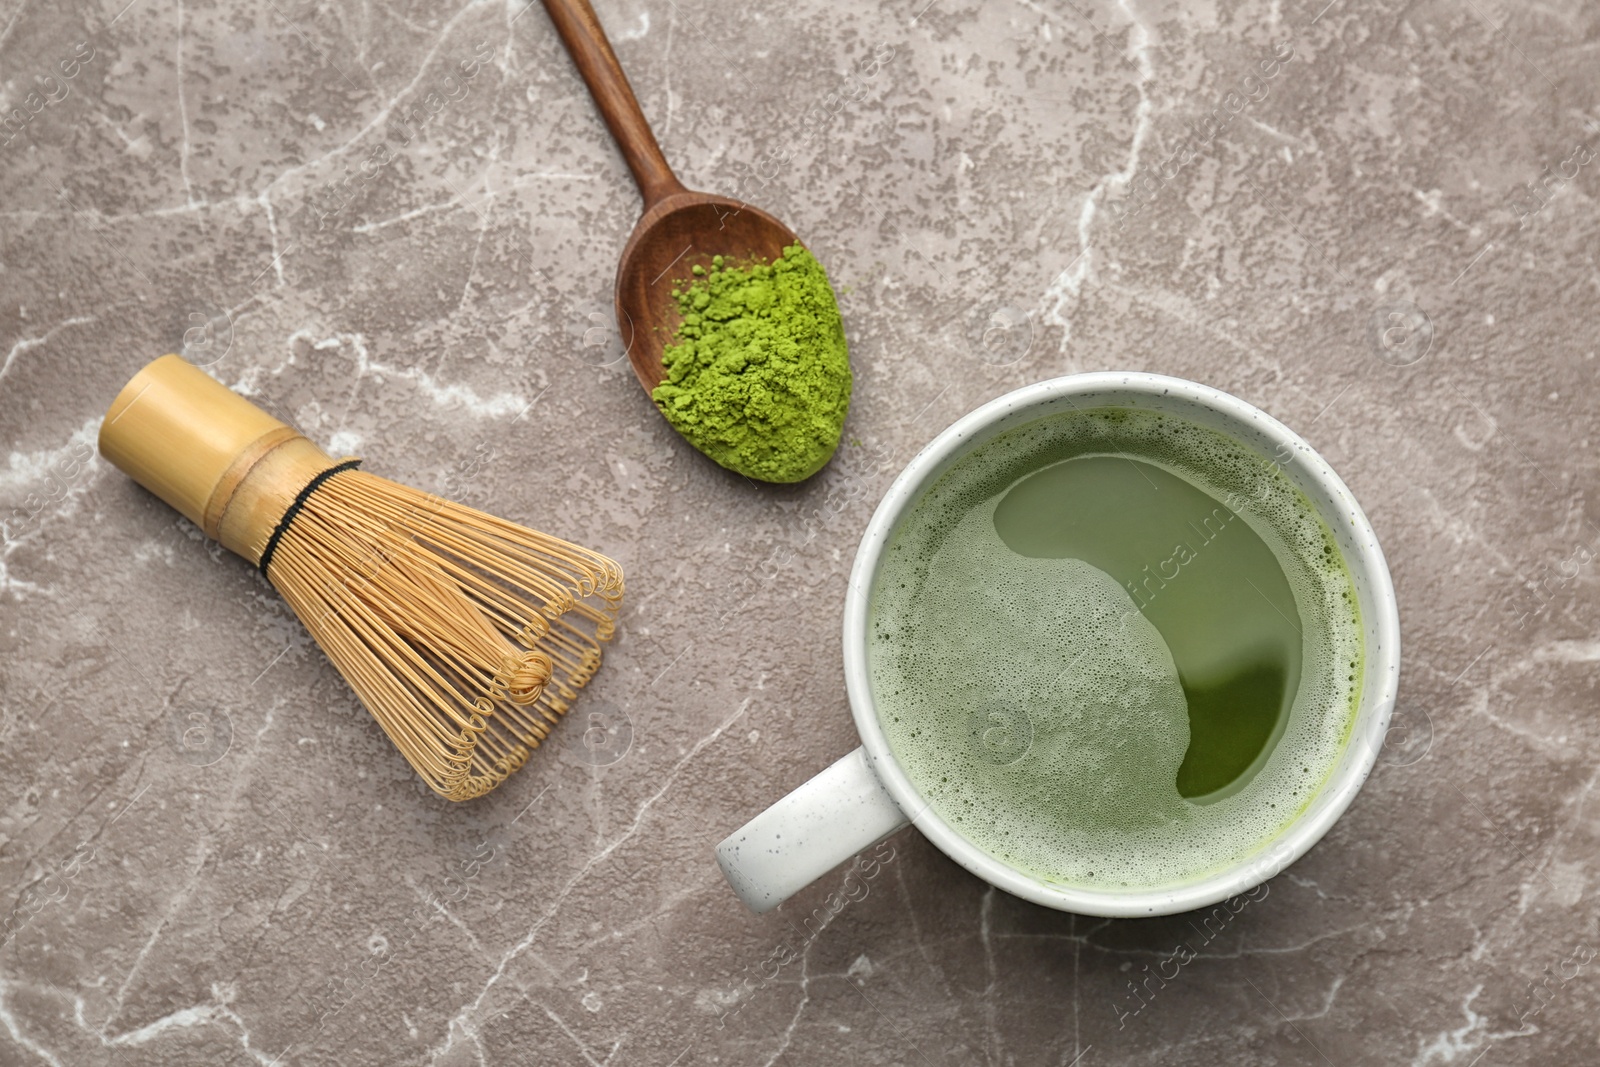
867, 407, 1364, 891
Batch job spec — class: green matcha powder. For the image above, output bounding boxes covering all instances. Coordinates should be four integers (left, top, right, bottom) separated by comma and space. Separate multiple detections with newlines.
651, 245, 851, 484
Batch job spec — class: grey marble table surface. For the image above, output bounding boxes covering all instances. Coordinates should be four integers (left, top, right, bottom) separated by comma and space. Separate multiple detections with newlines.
2, 0, 1598, 1064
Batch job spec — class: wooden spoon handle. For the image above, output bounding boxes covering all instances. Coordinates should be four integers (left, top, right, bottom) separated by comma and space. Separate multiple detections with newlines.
542, 0, 686, 208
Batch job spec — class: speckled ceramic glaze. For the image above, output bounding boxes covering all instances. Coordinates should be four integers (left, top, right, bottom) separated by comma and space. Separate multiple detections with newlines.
718, 373, 1400, 917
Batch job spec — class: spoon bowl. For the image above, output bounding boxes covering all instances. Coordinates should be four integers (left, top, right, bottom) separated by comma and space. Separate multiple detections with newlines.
615, 193, 800, 392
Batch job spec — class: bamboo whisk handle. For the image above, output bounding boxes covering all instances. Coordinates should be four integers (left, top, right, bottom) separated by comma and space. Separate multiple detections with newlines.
99, 355, 354, 565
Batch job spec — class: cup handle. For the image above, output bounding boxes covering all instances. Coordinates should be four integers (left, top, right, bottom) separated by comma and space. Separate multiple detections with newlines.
716, 746, 910, 913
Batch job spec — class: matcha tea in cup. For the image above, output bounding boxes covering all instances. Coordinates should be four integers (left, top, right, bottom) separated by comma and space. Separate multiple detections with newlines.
716, 374, 1399, 917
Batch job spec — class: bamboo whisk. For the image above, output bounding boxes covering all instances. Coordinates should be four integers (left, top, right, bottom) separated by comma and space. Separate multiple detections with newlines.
99, 355, 623, 801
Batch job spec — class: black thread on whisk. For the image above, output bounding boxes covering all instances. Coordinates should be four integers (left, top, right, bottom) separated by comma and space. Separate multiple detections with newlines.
258, 459, 363, 581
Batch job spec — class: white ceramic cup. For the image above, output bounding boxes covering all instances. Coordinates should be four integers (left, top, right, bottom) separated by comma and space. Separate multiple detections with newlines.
715, 373, 1400, 917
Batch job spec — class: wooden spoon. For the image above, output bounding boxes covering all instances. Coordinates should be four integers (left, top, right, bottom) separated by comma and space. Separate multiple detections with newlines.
542, 0, 803, 395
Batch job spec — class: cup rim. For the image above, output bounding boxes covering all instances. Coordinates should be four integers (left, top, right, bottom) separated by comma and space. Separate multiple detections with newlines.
841, 372, 1401, 917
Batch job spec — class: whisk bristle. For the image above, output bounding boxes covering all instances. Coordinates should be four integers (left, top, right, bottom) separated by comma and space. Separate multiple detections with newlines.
261, 469, 623, 800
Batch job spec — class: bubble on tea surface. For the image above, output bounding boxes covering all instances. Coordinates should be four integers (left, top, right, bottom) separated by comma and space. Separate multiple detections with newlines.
966, 700, 1033, 765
